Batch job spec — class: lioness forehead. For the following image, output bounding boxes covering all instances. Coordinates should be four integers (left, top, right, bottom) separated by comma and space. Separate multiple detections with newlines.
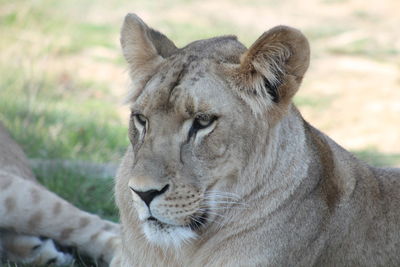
180, 35, 245, 63
132, 36, 246, 117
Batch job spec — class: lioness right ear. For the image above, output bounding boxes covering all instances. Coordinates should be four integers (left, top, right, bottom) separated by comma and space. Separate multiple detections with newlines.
230, 26, 310, 115
121, 14, 177, 99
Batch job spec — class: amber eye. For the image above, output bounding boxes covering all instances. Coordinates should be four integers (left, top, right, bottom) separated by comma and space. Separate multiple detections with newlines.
193, 116, 215, 129
188, 114, 217, 139
133, 114, 147, 128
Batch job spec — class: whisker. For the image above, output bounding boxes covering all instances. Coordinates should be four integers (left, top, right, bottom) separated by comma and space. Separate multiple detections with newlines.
202, 194, 244, 202
188, 215, 205, 231
195, 210, 227, 221
202, 196, 243, 202
203, 192, 241, 198
204, 201, 248, 206
195, 214, 225, 228
196, 208, 226, 217
202, 196, 241, 202
205, 190, 241, 197
202, 206, 249, 211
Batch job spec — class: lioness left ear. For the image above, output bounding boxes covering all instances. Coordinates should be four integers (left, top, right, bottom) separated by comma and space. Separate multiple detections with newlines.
120, 13, 177, 68
120, 13, 178, 101
231, 26, 310, 113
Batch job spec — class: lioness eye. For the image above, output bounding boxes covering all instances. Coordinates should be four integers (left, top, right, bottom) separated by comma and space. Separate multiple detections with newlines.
133, 114, 147, 127
189, 114, 217, 139
194, 117, 214, 129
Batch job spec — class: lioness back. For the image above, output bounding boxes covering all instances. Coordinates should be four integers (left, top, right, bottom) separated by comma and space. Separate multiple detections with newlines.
113, 14, 400, 266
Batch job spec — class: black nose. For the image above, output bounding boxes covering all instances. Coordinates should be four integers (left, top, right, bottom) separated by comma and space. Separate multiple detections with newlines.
130, 184, 169, 207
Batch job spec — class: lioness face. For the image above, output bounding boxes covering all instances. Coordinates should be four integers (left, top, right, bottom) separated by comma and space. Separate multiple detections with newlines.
125, 54, 254, 247
117, 14, 309, 248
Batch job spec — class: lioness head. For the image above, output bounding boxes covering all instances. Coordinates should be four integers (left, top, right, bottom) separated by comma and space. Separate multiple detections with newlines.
116, 13, 310, 248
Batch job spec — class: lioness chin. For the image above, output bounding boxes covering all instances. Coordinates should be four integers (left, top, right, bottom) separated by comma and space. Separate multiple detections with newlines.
113, 13, 400, 266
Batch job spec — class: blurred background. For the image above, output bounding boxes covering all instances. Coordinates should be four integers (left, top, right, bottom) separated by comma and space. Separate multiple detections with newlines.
0, 0, 399, 264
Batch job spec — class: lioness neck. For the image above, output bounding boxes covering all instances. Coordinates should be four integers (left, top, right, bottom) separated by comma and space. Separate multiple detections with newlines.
237, 105, 311, 208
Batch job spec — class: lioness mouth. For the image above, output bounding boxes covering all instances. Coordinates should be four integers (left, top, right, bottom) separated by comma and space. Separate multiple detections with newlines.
147, 216, 158, 222
146, 216, 168, 229
146, 216, 184, 229
146, 212, 208, 231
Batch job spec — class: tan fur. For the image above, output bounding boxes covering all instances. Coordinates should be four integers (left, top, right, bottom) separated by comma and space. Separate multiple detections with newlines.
114, 14, 400, 266
0, 121, 121, 265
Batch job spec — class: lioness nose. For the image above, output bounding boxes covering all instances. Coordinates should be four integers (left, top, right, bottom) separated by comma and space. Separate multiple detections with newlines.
130, 184, 169, 207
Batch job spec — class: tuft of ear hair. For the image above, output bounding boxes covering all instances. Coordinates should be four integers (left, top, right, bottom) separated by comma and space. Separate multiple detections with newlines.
232, 26, 310, 115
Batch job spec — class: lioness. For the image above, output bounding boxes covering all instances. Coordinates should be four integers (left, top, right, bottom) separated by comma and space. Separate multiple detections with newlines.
113, 13, 400, 266
0, 121, 121, 265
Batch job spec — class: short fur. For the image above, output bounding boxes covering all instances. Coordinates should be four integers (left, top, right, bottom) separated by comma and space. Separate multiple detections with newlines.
113, 13, 400, 266
0, 121, 121, 265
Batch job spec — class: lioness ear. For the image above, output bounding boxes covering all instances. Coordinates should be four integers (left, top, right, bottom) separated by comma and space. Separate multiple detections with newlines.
231, 26, 310, 114
121, 14, 177, 97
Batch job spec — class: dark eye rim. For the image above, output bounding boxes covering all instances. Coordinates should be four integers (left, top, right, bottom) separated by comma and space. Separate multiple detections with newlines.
189, 114, 218, 139
132, 112, 147, 127
193, 115, 217, 129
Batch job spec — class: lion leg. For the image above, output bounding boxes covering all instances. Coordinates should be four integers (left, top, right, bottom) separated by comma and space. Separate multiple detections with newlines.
1, 231, 73, 266
0, 172, 121, 264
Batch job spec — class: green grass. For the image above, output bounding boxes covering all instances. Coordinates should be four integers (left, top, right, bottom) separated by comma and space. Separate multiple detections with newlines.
294, 95, 334, 109
0, 70, 128, 162
353, 148, 400, 167
329, 38, 399, 58
305, 25, 349, 41
34, 165, 118, 222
